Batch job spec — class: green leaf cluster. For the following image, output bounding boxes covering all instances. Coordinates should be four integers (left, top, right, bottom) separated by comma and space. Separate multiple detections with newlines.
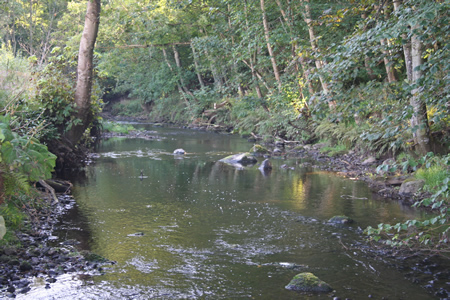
0, 115, 56, 187
367, 154, 450, 252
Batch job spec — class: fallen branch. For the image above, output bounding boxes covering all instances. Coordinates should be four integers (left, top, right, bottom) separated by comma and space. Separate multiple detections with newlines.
38, 179, 59, 203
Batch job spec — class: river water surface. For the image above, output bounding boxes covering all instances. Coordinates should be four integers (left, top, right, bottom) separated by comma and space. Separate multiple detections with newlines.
23, 124, 437, 299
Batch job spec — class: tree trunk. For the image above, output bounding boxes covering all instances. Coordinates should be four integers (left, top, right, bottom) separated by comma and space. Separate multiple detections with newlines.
380, 38, 397, 83
190, 43, 205, 88
410, 24, 431, 154
65, 0, 101, 146
302, 0, 329, 94
393, 0, 413, 81
172, 45, 197, 101
162, 48, 189, 104
261, 0, 282, 91
244, 0, 265, 98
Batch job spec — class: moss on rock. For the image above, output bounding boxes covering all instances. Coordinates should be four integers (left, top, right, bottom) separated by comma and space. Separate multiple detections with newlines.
250, 144, 270, 155
285, 272, 333, 293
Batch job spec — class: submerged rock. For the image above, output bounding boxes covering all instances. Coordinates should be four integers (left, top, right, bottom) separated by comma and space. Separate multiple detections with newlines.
328, 215, 354, 224
219, 153, 257, 167
285, 272, 333, 293
259, 159, 272, 171
173, 148, 186, 155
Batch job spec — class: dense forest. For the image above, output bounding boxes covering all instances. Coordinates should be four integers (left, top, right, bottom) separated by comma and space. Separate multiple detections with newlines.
0, 1, 448, 251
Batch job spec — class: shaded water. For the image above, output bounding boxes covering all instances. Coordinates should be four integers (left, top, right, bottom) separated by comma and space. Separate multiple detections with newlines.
23, 125, 436, 299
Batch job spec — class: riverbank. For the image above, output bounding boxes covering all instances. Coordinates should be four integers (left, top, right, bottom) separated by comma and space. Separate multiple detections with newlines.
0, 192, 114, 298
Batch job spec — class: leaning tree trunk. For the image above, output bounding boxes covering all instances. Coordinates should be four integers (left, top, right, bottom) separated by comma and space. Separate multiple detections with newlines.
65, 0, 101, 146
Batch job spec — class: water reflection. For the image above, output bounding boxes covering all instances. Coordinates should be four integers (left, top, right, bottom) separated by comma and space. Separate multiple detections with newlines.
22, 125, 436, 299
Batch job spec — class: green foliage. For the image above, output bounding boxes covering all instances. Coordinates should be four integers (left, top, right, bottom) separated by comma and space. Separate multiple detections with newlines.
110, 99, 144, 117
415, 155, 450, 192
0, 115, 56, 183
101, 121, 135, 134
367, 153, 450, 252
315, 121, 361, 149
0, 201, 26, 230
34, 47, 77, 139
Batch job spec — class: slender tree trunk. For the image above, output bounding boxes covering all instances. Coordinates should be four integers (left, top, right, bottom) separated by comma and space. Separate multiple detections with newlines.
276, 0, 310, 96
299, 55, 315, 97
410, 24, 431, 153
172, 45, 197, 101
393, 0, 413, 81
244, 0, 265, 98
361, 12, 377, 80
302, 0, 329, 94
190, 43, 205, 88
65, 0, 101, 146
162, 48, 189, 104
29, 0, 34, 56
380, 38, 397, 82
261, 0, 282, 91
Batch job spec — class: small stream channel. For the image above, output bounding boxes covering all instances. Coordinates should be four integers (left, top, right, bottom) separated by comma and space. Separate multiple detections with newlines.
21, 124, 444, 299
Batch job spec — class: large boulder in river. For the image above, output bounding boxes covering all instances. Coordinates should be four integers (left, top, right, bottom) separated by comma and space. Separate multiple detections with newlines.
219, 153, 257, 168
285, 272, 333, 293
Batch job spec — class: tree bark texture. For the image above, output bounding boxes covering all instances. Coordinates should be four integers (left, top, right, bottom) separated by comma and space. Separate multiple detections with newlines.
302, 0, 329, 94
65, 0, 101, 146
261, 0, 282, 91
393, 0, 413, 81
380, 38, 397, 83
190, 43, 205, 88
410, 24, 431, 154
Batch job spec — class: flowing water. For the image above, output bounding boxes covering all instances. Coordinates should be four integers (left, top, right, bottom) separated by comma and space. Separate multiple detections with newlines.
22, 124, 438, 299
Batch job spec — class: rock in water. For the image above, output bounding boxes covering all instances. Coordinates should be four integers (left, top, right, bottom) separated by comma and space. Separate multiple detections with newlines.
250, 144, 270, 156
285, 272, 333, 293
173, 149, 186, 155
259, 159, 272, 171
219, 153, 257, 166
328, 215, 354, 224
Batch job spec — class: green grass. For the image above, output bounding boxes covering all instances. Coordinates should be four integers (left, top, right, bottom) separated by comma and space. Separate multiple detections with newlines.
320, 144, 348, 157
415, 165, 449, 192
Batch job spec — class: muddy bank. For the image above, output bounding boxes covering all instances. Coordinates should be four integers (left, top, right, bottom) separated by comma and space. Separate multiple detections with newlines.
0, 193, 114, 298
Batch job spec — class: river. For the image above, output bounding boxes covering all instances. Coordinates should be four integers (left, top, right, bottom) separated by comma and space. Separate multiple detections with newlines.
21, 124, 438, 299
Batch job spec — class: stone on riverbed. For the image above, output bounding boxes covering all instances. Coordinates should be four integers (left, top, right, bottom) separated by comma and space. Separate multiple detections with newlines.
328, 215, 354, 224
285, 272, 333, 293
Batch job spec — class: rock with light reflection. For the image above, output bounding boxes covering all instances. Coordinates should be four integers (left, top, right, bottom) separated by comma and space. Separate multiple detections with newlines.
173, 149, 186, 155
219, 153, 257, 168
